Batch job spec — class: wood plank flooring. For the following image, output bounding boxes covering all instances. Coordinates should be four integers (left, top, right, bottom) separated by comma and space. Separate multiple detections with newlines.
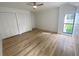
3, 29, 76, 56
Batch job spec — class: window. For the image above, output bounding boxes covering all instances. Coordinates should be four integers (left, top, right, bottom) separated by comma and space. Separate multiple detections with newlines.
63, 14, 75, 34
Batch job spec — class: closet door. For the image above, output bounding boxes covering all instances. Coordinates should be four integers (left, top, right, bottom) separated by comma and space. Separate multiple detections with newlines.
16, 12, 32, 34
0, 13, 18, 39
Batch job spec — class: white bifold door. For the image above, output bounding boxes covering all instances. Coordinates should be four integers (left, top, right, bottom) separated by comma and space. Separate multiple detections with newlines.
0, 12, 32, 39
16, 12, 32, 34
0, 13, 18, 39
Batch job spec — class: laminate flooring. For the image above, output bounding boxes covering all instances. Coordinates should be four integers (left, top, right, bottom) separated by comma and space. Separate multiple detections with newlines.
3, 29, 76, 56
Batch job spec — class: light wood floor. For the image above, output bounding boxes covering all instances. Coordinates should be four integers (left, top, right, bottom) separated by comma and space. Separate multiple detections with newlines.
3, 29, 76, 56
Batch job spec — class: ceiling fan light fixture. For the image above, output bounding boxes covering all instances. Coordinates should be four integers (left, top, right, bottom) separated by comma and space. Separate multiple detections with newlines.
26, 2, 43, 9
33, 5, 37, 9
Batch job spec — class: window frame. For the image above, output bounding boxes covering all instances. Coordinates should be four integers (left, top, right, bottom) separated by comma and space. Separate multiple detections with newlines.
63, 13, 75, 34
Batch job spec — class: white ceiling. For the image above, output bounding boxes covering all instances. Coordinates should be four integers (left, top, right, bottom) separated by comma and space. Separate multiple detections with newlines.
0, 2, 79, 11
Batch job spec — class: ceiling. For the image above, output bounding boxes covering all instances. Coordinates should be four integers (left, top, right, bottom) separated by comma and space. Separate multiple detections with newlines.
0, 2, 79, 11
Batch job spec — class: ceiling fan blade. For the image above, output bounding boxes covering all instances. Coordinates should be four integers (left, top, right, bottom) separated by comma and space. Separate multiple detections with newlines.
33, 2, 36, 6
37, 4, 43, 6
26, 2, 44, 8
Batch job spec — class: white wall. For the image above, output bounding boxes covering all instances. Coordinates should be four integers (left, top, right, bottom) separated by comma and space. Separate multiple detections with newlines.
58, 4, 76, 34
35, 7, 59, 32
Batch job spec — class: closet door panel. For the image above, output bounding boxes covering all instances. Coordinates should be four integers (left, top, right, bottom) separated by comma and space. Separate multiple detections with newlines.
7, 13, 18, 35
16, 12, 32, 34
0, 13, 18, 39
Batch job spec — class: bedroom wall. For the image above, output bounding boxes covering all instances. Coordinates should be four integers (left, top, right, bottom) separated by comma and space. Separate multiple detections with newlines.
34, 7, 59, 32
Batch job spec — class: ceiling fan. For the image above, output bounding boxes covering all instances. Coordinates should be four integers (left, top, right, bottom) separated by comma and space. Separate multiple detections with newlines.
26, 2, 44, 9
